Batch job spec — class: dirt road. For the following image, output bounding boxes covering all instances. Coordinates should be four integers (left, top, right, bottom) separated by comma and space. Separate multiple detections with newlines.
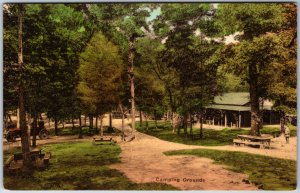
110, 129, 257, 190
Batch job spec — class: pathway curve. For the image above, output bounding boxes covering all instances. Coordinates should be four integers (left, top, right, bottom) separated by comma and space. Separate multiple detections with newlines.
110, 119, 296, 190
110, 125, 257, 190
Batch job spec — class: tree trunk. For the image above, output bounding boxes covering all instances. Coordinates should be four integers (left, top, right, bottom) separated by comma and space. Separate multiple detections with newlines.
184, 114, 188, 136
95, 116, 98, 134
249, 63, 261, 136
154, 112, 158, 129
139, 111, 142, 127
100, 115, 104, 137
89, 114, 93, 132
189, 113, 193, 135
78, 115, 83, 139
84, 115, 87, 126
54, 116, 58, 135
62, 121, 65, 129
109, 112, 112, 128
128, 37, 135, 131
177, 117, 181, 135
145, 115, 149, 130
171, 112, 175, 133
32, 112, 37, 147
200, 116, 203, 139
18, 4, 31, 171
71, 116, 75, 130
119, 103, 125, 141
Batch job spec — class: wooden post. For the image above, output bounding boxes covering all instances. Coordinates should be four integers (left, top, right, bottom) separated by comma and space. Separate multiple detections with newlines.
239, 112, 241, 128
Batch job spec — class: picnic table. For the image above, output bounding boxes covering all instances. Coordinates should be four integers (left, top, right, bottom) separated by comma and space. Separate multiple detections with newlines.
6, 147, 51, 174
92, 137, 116, 145
13, 147, 49, 162
233, 134, 273, 149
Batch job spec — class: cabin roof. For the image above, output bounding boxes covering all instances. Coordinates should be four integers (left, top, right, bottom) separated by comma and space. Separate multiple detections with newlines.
206, 104, 250, 111
214, 92, 249, 106
207, 92, 273, 111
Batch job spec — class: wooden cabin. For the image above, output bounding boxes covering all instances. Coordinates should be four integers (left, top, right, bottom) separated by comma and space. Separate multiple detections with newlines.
205, 92, 281, 128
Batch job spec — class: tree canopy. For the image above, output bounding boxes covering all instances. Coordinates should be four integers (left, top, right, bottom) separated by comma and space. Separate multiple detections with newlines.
3, 3, 297, 145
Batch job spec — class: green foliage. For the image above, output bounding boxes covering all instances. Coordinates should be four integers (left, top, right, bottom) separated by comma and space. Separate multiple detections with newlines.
134, 37, 167, 117
4, 142, 177, 190
220, 73, 248, 92
78, 32, 124, 115
153, 3, 211, 37
260, 124, 297, 137
151, 4, 223, 119
165, 149, 296, 190
216, 3, 286, 39
3, 4, 94, 121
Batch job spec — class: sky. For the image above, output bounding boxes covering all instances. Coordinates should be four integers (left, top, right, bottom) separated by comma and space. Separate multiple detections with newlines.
146, 7, 161, 22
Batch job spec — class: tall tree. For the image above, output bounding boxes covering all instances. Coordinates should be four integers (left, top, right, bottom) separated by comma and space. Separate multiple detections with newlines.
216, 3, 286, 135
78, 32, 123, 136
152, 3, 222, 136
17, 4, 31, 170
266, 3, 297, 116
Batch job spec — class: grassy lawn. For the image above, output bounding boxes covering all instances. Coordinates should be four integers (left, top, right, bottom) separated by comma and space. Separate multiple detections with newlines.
48, 126, 121, 136
164, 149, 296, 190
4, 142, 177, 190
136, 121, 297, 146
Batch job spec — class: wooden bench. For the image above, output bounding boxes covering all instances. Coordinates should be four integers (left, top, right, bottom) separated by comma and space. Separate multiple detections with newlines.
262, 142, 271, 149
125, 135, 135, 142
92, 137, 115, 145
9, 165, 22, 175
244, 141, 263, 148
8, 160, 23, 175
233, 138, 245, 146
43, 152, 51, 165
235, 134, 273, 149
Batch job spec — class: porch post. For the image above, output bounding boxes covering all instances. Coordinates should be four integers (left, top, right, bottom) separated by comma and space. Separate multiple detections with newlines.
238, 112, 241, 128
224, 112, 227, 127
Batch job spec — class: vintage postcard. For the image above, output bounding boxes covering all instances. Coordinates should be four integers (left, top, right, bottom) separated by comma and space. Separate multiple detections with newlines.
2, 2, 297, 191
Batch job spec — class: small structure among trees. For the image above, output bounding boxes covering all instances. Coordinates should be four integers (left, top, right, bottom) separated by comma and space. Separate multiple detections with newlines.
205, 92, 281, 128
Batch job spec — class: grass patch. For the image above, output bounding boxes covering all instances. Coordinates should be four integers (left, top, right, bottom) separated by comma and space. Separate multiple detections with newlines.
164, 149, 296, 190
136, 121, 296, 146
4, 142, 177, 190
261, 125, 297, 137
48, 126, 121, 136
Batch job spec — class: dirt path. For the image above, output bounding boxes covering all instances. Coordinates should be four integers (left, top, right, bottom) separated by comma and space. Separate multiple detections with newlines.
110, 130, 257, 190
109, 119, 296, 190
